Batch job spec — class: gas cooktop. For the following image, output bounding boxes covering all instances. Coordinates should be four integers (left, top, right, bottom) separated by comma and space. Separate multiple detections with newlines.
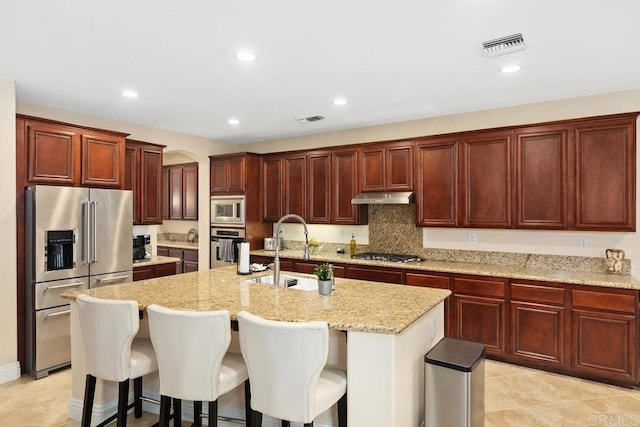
351, 252, 423, 263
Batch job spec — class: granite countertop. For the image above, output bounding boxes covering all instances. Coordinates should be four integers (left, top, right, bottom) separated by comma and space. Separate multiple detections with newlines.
250, 249, 640, 290
61, 265, 450, 334
157, 240, 199, 250
133, 255, 181, 267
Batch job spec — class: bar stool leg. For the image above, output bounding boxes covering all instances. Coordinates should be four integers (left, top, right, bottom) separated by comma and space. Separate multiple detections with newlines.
81, 374, 96, 427
208, 400, 218, 427
134, 377, 143, 417
251, 411, 262, 427
116, 379, 130, 427
159, 395, 171, 427
303, 423, 313, 427
193, 401, 202, 427
337, 393, 347, 427
173, 398, 181, 427
244, 380, 251, 426
282, 421, 290, 427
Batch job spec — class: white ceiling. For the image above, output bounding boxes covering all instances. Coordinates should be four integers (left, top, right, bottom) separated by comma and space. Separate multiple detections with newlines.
1, 1, 639, 144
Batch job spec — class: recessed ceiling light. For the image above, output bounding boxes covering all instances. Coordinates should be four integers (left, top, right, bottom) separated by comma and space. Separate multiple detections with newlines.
500, 65, 522, 73
228, 118, 240, 126
235, 51, 257, 62
121, 90, 139, 98
333, 98, 348, 106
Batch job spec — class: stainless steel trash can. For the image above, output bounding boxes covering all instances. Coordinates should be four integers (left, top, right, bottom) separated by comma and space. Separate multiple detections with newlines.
425, 338, 485, 427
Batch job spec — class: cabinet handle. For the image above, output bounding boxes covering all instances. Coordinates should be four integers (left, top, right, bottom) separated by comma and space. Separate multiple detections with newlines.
95, 275, 130, 284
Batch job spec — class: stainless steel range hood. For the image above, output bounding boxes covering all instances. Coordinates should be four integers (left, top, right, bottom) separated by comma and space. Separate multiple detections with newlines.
351, 191, 414, 205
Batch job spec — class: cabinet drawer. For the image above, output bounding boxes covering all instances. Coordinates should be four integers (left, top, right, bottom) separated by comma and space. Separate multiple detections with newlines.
453, 276, 506, 298
168, 248, 183, 259
183, 249, 198, 262
133, 266, 154, 281
155, 262, 177, 277
405, 272, 450, 289
572, 289, 636, 314
346, 265, 404, 284
511, 282, 565, 305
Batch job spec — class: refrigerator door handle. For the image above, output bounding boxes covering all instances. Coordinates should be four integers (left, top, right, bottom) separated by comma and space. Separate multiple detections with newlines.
92, 200, 98, 264
83, 201, 91, 265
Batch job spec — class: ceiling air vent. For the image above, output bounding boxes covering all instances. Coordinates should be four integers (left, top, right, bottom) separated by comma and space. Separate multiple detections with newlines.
482, 33, 526, 58
295, 115, 325, 124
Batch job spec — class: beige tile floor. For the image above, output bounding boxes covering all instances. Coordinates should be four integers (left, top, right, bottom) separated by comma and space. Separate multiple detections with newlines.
2, 360, 640, 426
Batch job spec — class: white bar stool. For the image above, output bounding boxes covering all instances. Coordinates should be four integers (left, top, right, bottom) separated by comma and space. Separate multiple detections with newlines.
76, 294, 159, 427
237, 311, 347, 427
147, 304, 251, 427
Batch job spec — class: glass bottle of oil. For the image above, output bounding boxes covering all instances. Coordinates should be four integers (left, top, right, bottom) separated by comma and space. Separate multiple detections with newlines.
349, 233, 356, 256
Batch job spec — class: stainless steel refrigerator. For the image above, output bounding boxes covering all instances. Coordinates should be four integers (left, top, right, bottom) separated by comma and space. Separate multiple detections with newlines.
24, 185, 133, 378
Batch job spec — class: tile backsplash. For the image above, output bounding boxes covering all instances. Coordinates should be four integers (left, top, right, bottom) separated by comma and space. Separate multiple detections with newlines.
287, 204, 631, 274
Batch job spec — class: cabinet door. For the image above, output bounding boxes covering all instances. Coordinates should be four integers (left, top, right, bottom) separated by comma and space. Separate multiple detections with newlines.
460, 130, 513, 228
283, 155, 307, 219
155, 262, 177, 277
80, 132, 123, 187
162, 168, 169, 220
124, 145, 140, 223
307, 152, 331, 223
332, 150, 367, 225
359, 147, 385, 192
386, 143, 413, 191
132, 266, 154, 281
183, 261, 199, 273
574, 119, 635, 231
140, 149, 163, 224
416, 139, 458, 226
572, 309, 636, 382
182, 164, 198, 220
227, 156, 246, 193
168, 168, 183, 219
510, 301, 565, 366
515, 127, 568, 228
262, 156, 282, 221
210, 158, 228, 193
26, 121, 79, 185
346, 265, 404, 284
454, 295, 505, 356
157, 246, 170, 257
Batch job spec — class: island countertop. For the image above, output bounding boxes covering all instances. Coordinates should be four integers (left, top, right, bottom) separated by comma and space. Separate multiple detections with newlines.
62, 265, 450, 334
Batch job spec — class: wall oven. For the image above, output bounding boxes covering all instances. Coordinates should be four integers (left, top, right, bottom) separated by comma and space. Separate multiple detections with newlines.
211, 195, 245, 227
210, 227, 246, 268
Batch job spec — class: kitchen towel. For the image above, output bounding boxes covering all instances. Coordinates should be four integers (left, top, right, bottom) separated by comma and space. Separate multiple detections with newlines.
219, 239, 234, 262
238, 242, 250, 274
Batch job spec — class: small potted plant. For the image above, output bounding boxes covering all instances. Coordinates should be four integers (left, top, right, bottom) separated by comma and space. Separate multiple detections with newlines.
313, 263, 333, 295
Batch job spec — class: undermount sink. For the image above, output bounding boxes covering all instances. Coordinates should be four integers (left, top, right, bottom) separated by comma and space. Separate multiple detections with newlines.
248, 274, 318, 291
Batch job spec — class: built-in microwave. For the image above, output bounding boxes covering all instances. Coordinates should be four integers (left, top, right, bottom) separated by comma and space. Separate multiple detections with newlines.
211, 195, 245, 226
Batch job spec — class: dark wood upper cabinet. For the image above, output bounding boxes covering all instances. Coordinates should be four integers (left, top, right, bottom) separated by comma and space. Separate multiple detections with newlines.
210, 154, 246, 195
164, 162, 198, 220
182, 164, 198, 220
283, 154, 307, 219
307, 151, 331, 224
359, 142, 414, 192
460, 130, 513, 228
515, 126, 569, 229
574, 117, 636, 231
262, 155, 283, 221
20, 115, 127, 188
125, 139, 165, 225
81, 133, 124, 187
162, 167, 169, 220
416, 139, 458, 226
332, 149, 368, 225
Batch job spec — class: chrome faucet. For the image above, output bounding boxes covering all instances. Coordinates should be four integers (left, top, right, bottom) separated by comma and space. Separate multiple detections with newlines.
274, 214, 310, 287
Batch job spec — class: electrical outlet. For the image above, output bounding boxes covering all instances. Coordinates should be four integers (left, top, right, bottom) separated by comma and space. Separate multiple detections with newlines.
337, 229, 344, 239
579, 236, 588, 248
468, 233, 478, 244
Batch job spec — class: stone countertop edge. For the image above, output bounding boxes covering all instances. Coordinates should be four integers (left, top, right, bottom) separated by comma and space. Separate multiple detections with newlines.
157, 240, 199, 249
250, 249, 640, 290
133, 255, 181, 267
60, 266, 450, 335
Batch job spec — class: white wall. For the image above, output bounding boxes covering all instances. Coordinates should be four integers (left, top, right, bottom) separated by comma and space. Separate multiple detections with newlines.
0, 78, 18, 382
243, 90, 640, 277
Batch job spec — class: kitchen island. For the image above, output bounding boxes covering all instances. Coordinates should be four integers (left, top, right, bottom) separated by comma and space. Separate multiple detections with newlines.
63, 265, 450, 427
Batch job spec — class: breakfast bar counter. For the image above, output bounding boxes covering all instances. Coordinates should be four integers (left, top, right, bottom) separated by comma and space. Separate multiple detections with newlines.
63, 265, 450, 426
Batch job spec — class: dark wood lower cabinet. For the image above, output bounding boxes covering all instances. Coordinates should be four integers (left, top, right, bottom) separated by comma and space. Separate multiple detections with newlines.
455, 295, 505, 356
510, 302, 565, 366
158, 246, 199, 274
346, 265, 404, 284
133, 262, 177, 281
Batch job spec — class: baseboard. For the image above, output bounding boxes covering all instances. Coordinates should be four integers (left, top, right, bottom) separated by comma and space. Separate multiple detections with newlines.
69, 396, 118, 425
0, 362, 21, 384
